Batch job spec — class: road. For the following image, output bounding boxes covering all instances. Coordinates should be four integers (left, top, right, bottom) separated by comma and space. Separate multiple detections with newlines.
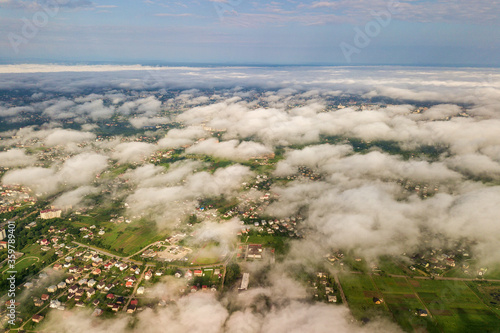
333, 272, 348, 306
388, 273, 500, 283
123, 269, 146, 311
72, 241, 155, 267
404, 276, 434, 319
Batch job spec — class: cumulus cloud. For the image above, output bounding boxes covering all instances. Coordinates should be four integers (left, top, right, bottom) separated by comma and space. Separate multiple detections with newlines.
112, 142, 156, 163
2, 152, 108, 195
0, 148, 37, 167
44, 129, 96, 146
52, 185, 99, 209
158, 126, 210, 149
186, 138, 273, 160
125, 164, 252, 227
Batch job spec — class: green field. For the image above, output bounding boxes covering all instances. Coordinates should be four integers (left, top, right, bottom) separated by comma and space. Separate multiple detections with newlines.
100, 222, 167, 255
340, 273, 390, 320
339, 274, 500, 332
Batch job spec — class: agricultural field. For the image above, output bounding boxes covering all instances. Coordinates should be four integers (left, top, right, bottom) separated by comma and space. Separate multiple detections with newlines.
339, 273, 390, 320
340, 274, 500, 332
99, 222, 168, 255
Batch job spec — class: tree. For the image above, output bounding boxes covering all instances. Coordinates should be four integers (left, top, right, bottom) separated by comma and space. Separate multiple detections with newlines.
224, 263, 241, 287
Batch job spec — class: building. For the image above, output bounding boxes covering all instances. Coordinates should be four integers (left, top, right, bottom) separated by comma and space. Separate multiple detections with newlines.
247, 244, 263, 259
238, 273, 250, 291
417, 309, 428, 317
40, 209, 62, 219
32, 314, 44, 323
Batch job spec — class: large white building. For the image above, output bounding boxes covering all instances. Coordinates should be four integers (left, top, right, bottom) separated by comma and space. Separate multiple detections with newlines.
239, 273, 250, 291
40, 209, 62, 219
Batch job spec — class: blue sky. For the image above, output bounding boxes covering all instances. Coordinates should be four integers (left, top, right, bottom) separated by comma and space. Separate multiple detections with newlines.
0, 0, 499, 66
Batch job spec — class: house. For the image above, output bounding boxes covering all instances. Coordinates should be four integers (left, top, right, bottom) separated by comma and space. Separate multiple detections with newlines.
137, 286, 145, 295
130, 299, 138, 306
104, 262, 113, 270
155, 270, 163, 277
40, 239, 49, 246
68, 285, 78, 294
112, 304, 120, 312
92, 268, 102, 275
75, 302, 85, 307
125, 276, 137, 282
78, 278, 88, 286
92, 308, 103, 316
41, 294, 49, 301
93, 299, 100, 306
191, 286, 198, 293
373, 297, 383, 304
174, 271, 182, 278
57, 281, 66, 289
116, 296, 125, 304
96, 281, 106, 290
87, 288, 96, 297
53, 263, 63, 270
65, 276, 75, 284
47, 285, 57, 293
32, 314, 44, 323
193, 269, 203, 277
68, 266, 77, 273
328, 295, 337, 303
105, 283, 114, 291
49, 300, 61, 309
417, 309, 428, 317
126, 281, 134, 288
87, 279, 97, 287
34, 298, 44, 307
75, 289, 85, 297
106, 293, 115, 300
145, 270, 153, 280
119, 263, 128, 271
127, 305, 137, 313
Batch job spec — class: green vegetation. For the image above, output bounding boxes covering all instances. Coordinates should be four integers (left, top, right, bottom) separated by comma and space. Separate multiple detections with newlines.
244, 233, 289, 255
224, 263, 241, 287
340, 273, 500, 332
99, 220, 167, 255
